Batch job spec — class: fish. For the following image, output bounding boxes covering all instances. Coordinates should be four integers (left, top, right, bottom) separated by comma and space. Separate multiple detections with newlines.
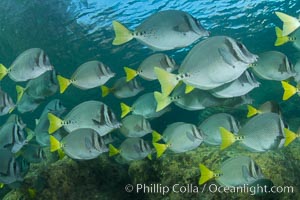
250, 51, 295, 81
0, 149, 30, 184
16, 70, 58, 102
120, 92, 170, 119
119, 114, 152, 137
112, 10, 209, 51
16, 91, 43, 113
0, 122, 28, 153
109, 138, 152, 161
101, 77, 144, 98
275, 26, 300, 49
48, 100, 121, 136
220, 113, 286, 152
155, 83, 252, 112
124, 53, 178, 81
35, 99, 66, 147
275, 12, 300, 36
19, 140, 45, 163
210, 70, 260, 98
50, 128, 108, 160
153, 122, 203, 158
247, 101, 282, 118
0, 48, 53, 82
57, 60, 115, 93
155, 36, 258, 95
293, 60, 300, 82
199, 156, 265, 186
198, 113, 239, 146
0, 88, 15, 116
6, 114, 26, 130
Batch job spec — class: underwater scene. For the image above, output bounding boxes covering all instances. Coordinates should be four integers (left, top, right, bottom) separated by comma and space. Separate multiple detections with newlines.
0, 0, 300, 199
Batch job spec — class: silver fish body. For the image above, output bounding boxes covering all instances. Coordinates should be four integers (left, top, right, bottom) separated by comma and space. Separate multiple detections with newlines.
119, 114, 152, 137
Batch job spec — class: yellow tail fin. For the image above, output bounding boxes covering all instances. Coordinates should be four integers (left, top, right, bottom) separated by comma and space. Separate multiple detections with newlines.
48, 113, 63, 134
57, 148, 65, 160
0, 183, 4, 188
28, 188, 36, 199
284, 128, 298, 147
25, 128, 35, 142
16, 85, 25, 103
185, 85, 195, 94
275, 27, 290, 46
152, 130, 163, 143
154, 91, 172, 112
124, 67, 137, 82
154, 67, 179, 96
275, 12, 300, 36
219, 127, 236, 150
0, 64, 8, 80
199, 164, 215, 185
57, 75, 71, 93
49, 135, 61, 152
112, 21, 133, 45
109, 144, 120, 156
281, 81, 297, 100
247, 105, 259, 118
101, 85, 111, 97
120, 102, 131, 118
153, 143, 168, 158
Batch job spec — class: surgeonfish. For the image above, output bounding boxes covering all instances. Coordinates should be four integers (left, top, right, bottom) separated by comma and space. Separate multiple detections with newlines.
109, 138, 152, 161
48, 100, 121, 136
0, 122, 28, 153
0, 148, 30, 184
155, 36, 258, 95
220, 113, 286, 152
16, 91, 43, 113
275, 12, 300, 36
154, 83, 252, 112
0, 88, 15, 116
19, 140, 46, 163
247, 101, 282, 118
16, 70, 58, 102
6, 114, 26, 130
119, 114, 152, 137
124, 53, 178, 81
153, 122, 203, 158
275, 26, 300, 49
101, 77, 143, 98
57, 60, 115, 93
293, 60, 300, 83
120, 92, 171, 119
35, 99, 66, 147
112, 10, 209, 51
198, 113, 239, 146
250, 51, 295, 81
210, 70, 260, 98
50, 129, 108, 160
199, 156, 265, 186
0, 48, 53, 82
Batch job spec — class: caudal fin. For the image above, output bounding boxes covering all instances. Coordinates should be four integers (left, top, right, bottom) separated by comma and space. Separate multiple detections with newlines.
284, 128, 298, 147
185, 85, 195, 94
275, 12, 300, 36
219, 127, 237, 150
199, 164, 215, 185
49, 135, 61, 152
153, 142, 168, 158
57, 75, 71, 93
275, 27, 290, 46
124, 67, 137, 82
154, 67, 179, 96
112, 21, 133, 45
16, 85, 25, 103
0, 64, 8, 80
109, 144, 120, 157
247, 105, 259, 118
152, 130, 163, 143
281, 81, 297, 100
48, 113, 63, 134
120, 102, 131, 118
154, 91, 172, 112
101, 85, 111, 97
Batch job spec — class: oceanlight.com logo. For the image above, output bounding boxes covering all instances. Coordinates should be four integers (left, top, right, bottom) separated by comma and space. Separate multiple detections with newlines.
124, 183, 294, 195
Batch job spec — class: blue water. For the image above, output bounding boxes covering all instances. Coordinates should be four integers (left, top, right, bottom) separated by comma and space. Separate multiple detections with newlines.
0, 0, 300, 199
